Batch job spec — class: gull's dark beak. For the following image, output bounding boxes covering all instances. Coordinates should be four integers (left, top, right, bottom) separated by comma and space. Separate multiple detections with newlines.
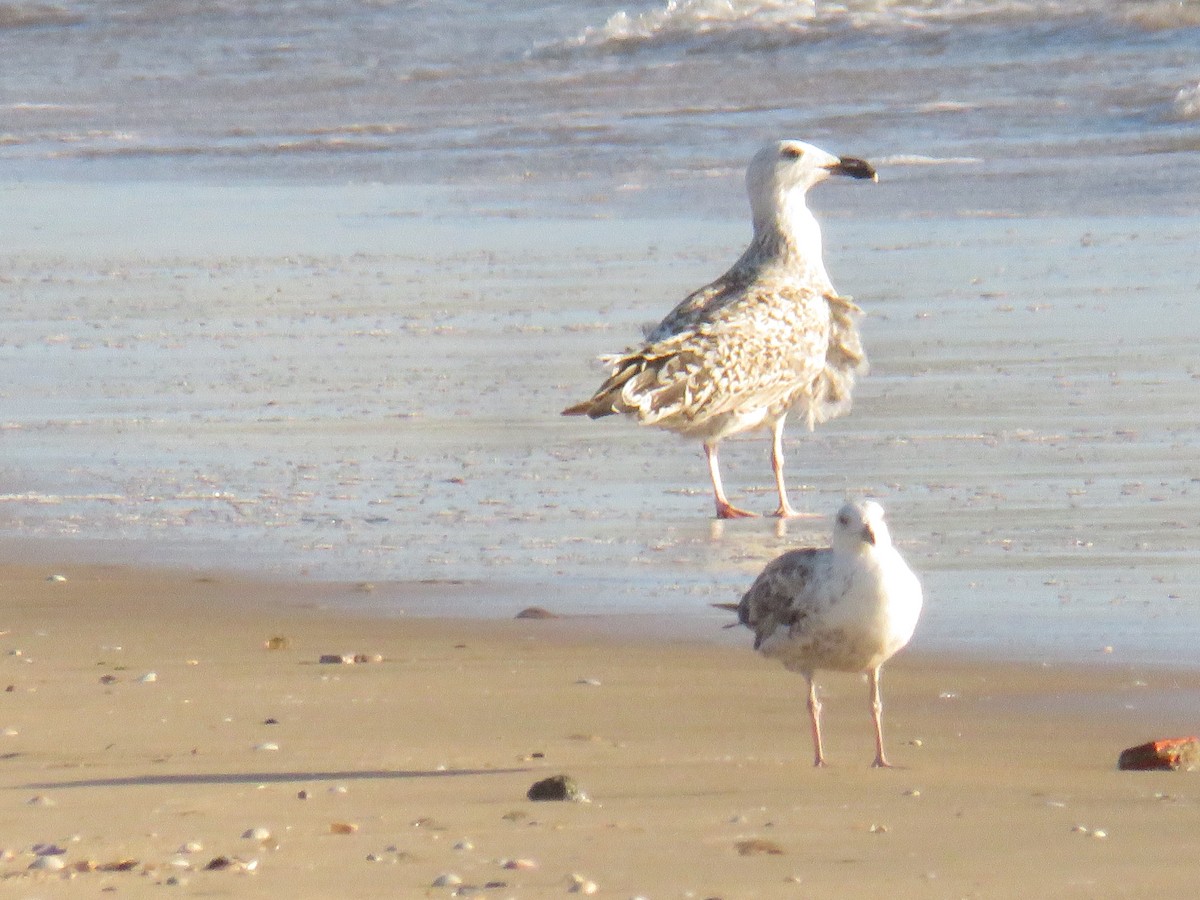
829, 156, 878, 182
861, 524, 876, 545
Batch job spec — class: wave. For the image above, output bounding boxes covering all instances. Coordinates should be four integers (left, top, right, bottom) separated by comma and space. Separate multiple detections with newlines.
546, 0, 1200, 55
1173, 82, 1200, 120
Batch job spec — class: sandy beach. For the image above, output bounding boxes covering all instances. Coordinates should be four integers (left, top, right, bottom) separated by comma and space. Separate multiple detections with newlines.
1, 563, 1198, 898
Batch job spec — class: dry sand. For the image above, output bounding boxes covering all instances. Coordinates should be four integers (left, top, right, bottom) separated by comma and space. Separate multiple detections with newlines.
2, 564, 1199, 897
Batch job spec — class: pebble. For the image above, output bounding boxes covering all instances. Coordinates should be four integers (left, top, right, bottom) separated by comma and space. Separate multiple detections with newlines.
329, 822, 359, 835
253, 742, 280, 752
735, 838, 784, 856
137, 672, 157, 683
432, 872, 463, 887
567, 874, 599, 894
575, 678, 602, 687
29, 855, 65, 871
527, 774, 590, 803
515, 606, 559, 619
502, 858, 537, 870
32, 843, 66, 856
47, 574, 67, 583
26, 795, 55, 807
2, 727, 17, 737
453, 840, 474, 851
178, 841, 203, 854
242, 827, 272, 841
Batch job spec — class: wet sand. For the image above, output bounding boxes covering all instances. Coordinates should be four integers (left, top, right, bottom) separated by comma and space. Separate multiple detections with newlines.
2, 563, 1200, 897
2, 182, 1199, 663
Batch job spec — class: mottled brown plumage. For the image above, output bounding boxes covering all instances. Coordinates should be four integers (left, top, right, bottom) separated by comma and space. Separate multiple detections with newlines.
563, 140, 875, 518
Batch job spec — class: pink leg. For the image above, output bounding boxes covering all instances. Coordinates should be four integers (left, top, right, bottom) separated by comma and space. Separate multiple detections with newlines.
769, 417, 816, 519
805, 673, 827, 767
769, 418, 799, 518
704, 442, 756, 519
868, 666, 892, 768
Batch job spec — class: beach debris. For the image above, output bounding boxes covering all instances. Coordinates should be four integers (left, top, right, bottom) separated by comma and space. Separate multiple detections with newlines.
502, 858, 538, 870
515, 606, 558, 620
574, 678, 601, 687
177, 841, 203, 854
453, 839, 474, 851
47, 574, 67, 583
28, 854, 65, 871
735, 838, 785, 856
31, 843, 66, 856
203, 855, 258, 873
432, 872, 463, 887
318, 653, 384, 664
26, 794, 55, 807
1118, 736, 1200, 771
567, 874, 599, 894
264, 636, 291, 650
99, 674, 119, 684
527, 774, 590, 803
869, 823, 889, 834
329, 822, 359, 835
297, 790, 310, 800
97, 858, 139, 871
137, 672, 157, 683
242, 826, 272, 842
253, 741, 280, 752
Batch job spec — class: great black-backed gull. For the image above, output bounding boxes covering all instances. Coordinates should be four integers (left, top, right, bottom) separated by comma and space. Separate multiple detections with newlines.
562, 140, 876, 518
717, 500, 922, 767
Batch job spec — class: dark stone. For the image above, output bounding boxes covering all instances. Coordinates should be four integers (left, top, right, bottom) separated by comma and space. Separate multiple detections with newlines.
526, 774, 589, 802
515, 606, 559, 620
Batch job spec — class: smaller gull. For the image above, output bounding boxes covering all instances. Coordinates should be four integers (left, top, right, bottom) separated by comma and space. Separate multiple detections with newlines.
563, 140, 876, 518
716, 500, 922, 767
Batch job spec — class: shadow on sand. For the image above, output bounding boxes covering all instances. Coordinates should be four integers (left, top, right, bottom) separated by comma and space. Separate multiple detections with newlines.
22, 767, 532, 791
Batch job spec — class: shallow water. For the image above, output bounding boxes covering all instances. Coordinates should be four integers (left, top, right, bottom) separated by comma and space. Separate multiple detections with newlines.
1, 0, 1199, 664
1, 179, 1198, 666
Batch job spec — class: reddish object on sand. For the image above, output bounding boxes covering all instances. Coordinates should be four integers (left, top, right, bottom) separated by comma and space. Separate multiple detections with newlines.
1117, 737, 1200, 771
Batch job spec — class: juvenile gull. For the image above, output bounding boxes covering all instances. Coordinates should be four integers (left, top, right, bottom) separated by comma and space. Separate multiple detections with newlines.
716, 500, 922, 767
563, 140, 876, 518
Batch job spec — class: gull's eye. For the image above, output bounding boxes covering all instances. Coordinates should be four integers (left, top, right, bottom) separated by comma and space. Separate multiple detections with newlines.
781, 145, 802, 159
836, 513, 849, 526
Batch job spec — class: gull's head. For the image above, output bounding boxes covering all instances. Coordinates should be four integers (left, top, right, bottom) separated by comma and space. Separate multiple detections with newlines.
832, 499, 891, 553
747, 140, 876, 210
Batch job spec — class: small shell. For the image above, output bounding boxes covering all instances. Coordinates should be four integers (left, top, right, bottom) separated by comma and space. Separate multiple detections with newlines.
329, 822, 358, 835
242, 827, 271, 841
431, 872, 463, 887
502, 858, 537, 870
29, 855, 65, 871
253, 742, 280, 752
567, 874, 599, 895
138, 672, 157, 683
